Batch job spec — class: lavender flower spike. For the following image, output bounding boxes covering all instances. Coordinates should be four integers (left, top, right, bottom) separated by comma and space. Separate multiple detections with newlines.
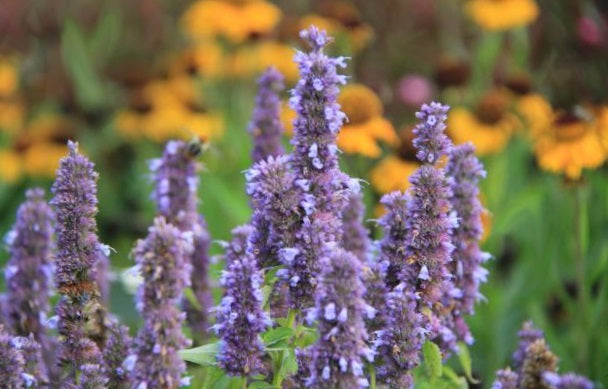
12, 334, 48, 387
402, 103, 457, 346
249, 67, 285, 163
0, 325, 27, 388
445, 142, 488, 344
413, 101, 451, 164
512, 321, 544, 371
131, 217, 193, 389
4, 189, 53, 345
151, 139, 213, 339
215, 225, 272, 376
377, 191, 410, 289
341, 181, 371, 262
51, 141, 106, 376
374, 283, 425, 389
306, 245, 372, 389
492, 368, 519, 389
103, 320, 133, 389
290, 26, 349, 218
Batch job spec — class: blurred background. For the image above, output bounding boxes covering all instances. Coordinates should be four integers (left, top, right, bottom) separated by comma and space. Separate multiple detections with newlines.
0, 0, 607, 386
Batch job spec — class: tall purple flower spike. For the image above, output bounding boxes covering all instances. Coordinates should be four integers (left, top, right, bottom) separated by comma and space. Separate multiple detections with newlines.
12, 334, 48, 387
492, 368, 519, 389
103, 320, 132, 389
0, 325, 28, 388
305, 245, 372, 388
249, 67, 286, 163
341, 181, 371, 263
131, 217, 192, 389
4, 188, 54, 376
444, 142, 488, 345
50, 141, 106, 379
512, 321, 544, 371
150, 139, 213, 339
377, 191, 410, 289
215, 225, 272, 376
542, 372, 594, 389
374, 283, 425, 389
403, 102, 458, 347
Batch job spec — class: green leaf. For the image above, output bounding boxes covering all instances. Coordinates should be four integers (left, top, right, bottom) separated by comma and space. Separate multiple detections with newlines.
248, 382, 274, 389
457, 342, 478, 384
179, 342, 219, 366
262, 285, 273, 309
422, 341, 443, 379
61, 19, 106, 110
443, 366, 469, 389
89, 6, 122, 66
183, 287, 203, 310
263, 327, 294, 347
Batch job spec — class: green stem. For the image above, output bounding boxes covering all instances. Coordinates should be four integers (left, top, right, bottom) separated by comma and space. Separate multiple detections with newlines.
572, 185, 589, 367
369, 366, 377, 389
272, 309, 298, 388
242, 377, 248, 389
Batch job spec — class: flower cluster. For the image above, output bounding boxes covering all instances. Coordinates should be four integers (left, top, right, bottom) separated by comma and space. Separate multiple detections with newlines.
3, 188, 54, 349
215, 225, 271, 376
492, 322, 593, 389
131, 217, 193, 388
150, 139, 212, 338
50, 141, 107, 379
248, 66, 286, 163
304, 246, 372, 388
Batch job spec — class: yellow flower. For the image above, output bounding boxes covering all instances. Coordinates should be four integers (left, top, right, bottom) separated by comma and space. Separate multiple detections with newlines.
229, 42, 298, 82
0, 100, 25, 134
280, 101, 296, 136
22, 142, 67, 178
535, 109, 606, 180
171, 43, 225, 79
515, 93, 553, 138
181, 0, 281, 43
0, 57, 18, 97
0, 150, 22, 182
370, 155, 419, 194
337, 84, 398, 158
466, 0, 539, 31
448, 91, 518, 155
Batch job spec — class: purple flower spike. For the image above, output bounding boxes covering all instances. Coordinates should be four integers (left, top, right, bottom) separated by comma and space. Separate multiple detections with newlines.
341, 185, 371, 263
51, 141, 106, 376
492, 368, 519, 389
131, 217, 193, 389
374, 283, 425, 389
215, 225, 271, 376
412, 102, 451, 164
103, 320, 132, 389
290, 26, 349, 219
12, 334, 48, 387
306, 245, 372, 389
0, 325, 27, 388
542, 372, 594, 389
377, 191, 410, 289
249, 67, 286, 163
444, 143, 488, 344
4, 189, 54, 348
512, 321, 544, 371
151, 139, 213, 339
80, 364, 108, 388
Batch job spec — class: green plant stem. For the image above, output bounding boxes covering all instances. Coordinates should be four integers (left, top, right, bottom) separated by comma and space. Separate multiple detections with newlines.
242, 377, 247, 389
572, 185, 589, 367
272, 309, 298, 388
369, 366, 377, 389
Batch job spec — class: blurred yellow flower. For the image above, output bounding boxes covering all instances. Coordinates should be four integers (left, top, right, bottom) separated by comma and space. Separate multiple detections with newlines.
535, 109, 606, 180
0, 100, 25, 134
229, 42, 298, 82
0, 150, 22, 182
181, 0, 281, 43
370, 155, 418, 194
466, 0, 539, 31
337, 84, 398, 158
0, 57, 18, 97
22, 142, 67, 178
448, 91, 518, 155
516, 93, 553, 138
280, 101, 296, 136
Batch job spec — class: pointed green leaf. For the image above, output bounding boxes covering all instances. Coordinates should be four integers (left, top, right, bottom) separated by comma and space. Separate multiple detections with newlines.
422, 341, 443, 379
263, 327, 294, 347
179, 342, 219, 366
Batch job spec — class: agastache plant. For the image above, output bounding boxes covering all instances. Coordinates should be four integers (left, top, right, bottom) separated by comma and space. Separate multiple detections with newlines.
12, 334, 47, 387
3, 188, 54, 376
304, 245, 372, 388
215, 225, 271, 376
0, 325, 28, 388
150, 139, 213, 339
248, 66, 286, 163
103, 320, 132, 389
403, 102, 458, 347
340, 181, 371, 263
130, 217, 192, 388
51, 141, 106, 381
444, 142, 489, 345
